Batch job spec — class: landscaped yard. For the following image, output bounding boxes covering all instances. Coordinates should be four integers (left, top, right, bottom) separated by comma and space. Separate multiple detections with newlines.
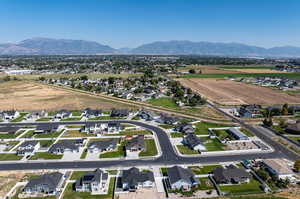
21, 130, 35, 138
241, 128, 255, 137
104, 130, 152, 136
188, 165, 222, 174
219, 178, 263, 195
287, 136, 300, 143
62, 130, 96, 137
177, 145, 199, 155
139, 139, 158, 157
70, 171, 87, 180
66, 125, 84, 129
100, 142, 126, 158
0, 153, 22, 161
204, 138, 226, 151
80, 149, 87, 159
170, 132, 184, 138
30, 152, 63, 160
61, 117, 83, 121
159, 124, 175, 129
88, 116, 122, 120
11, 112, 28, 122
198, 177, 214, 190
62, 177, 115, 199
36, 117, 52, 121
0, 130, 24, 139
34, 130, 64, 138
71, 111, 82, 117
39, 140, 55, 148
213, 129, 234, 140
195, 121, 230, 135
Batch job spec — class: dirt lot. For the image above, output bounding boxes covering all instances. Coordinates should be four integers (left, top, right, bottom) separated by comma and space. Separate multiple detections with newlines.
117, 188, 166, 199
223, 68, 287, 74
0, 81, 133, 111
178, 78, 300, 105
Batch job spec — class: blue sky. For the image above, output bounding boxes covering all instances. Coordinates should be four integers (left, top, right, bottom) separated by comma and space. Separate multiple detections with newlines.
0, 0, 299, 48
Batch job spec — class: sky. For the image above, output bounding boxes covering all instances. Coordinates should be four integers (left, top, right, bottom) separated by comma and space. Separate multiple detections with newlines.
0, 0, 300, 48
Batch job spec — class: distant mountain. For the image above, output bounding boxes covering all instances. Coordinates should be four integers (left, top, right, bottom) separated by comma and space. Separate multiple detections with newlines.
0, 38, 116, 55
1, 38, 300, 57
130, 40, 300, 57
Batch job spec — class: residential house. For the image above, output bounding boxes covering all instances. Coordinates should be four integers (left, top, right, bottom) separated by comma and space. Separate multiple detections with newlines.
262, 159, 294, 180
34, 124, 60, 135
126, 135, 145, 153
227, 127, 249, 140
75, 169, 109, 194
285, 120, 300, 134
84, 108, 102, 118
238, 105, 262, 118
167, 166, 199, 191
23, 172, 63, 195
138, 110, 159, 121
26, 111, 47, 120
121, 167, 154, 191
0, 110, 20, 120
213, 165, 250, 184
183, 134, 206, 151
175, 123, 195, 134
54, 110, 71, 119
107, 122, 123, 133
48, 140, 80, 154
17, 141, 40, 156
156, 116, 178, 125
88, 139, 118, 153
80, 123, 106, 135
110, 109, 130, 118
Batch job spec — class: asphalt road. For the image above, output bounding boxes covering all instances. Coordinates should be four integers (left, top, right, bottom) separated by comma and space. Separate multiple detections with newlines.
0, 119, 298, 171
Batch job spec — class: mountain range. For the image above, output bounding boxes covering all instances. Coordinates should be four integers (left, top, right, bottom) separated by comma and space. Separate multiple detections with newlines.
1, 38, 300, 57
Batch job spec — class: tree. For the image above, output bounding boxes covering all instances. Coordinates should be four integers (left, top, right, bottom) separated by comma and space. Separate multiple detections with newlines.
80, 75, 88, 81
189, 69, 196, 74
294, 159, 300, 172
281, 104, 289, 115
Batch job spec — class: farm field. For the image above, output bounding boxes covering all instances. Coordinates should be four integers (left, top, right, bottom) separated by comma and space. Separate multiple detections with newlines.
178, 78, 300, 105
0, 81, 134, 111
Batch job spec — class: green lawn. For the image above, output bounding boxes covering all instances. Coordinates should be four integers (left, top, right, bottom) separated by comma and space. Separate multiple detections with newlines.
148, 97, 179, 109
241, 128, 255, 137
36, 117, 52, 121
62, 130, 96, 137
62, 177, 115, 199
61, 117, 83, 121
100, 142, 125, 158
71, 111, 82, 116
195, 121, 231, 135
204, 138, 226, 151
287, 136, 300, 143
160, 167, 169, 176
0, 153, 22, 161
177, 145, 199, 155
220, 178, 263, 195
21, 130, 35, 138
188, 165, 222, 174
80, 149, 87, 159
213, 129, 234, 140
66, 125, 84, 128
198, 177, 214, 190
34, 130, 64, 138
170, 132, 184, 138
70, 171, 87, 180
39, 140, 55, 148
88, 116, 122, 120
11, 112, 28, 122
139, 139, 158, 157
30, 152, 63, 160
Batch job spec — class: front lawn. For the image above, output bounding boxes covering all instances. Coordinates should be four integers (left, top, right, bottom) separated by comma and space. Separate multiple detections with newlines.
61, 117, 82, 121
80, 149, 87, 159
241, 128, 255, 137
204, 138, 226, 151
100, 142, 125, 158
34, 130, 64, 138
213, 129, 234, 140
11, 112, 28, 122
0, 153, 22, 161
21, 130, 35, 138
170, 132, 184, 138
70, 171, 87, 180
39, 140, 55, 148
30, 152, 63, 160
177, 145, 199, 155
62, 177, 115, 199
62, 130, 96, 137
88, 116, 122, 120
36, 117, 52, 121
0, 130, 24, 139
139, 139, 158, 157
188, 165, 222, 174
198, 177, 214, 190
159, 124, 175, 129
71, 111, 82, 117
220, 178, 263, 195
104, 130, 152, 136
195, 121, 230, 135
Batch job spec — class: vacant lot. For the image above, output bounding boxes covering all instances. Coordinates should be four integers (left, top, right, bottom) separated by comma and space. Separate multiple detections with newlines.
178, 78, 300, 105
224, 68, 287, 74
0, 81, 133, 111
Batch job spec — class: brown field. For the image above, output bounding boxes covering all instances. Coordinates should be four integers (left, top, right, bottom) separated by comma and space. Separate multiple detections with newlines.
224, 68, 288, 73
178, 78, 300, 105
0, 81, 133, 111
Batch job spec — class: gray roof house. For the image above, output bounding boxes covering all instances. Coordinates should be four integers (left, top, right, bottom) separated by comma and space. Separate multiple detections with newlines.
75, 169, 109, 194
23, 172, 63, 195
48, 141, 80, 154
175, 123, 195, 134
138, 110, 159, 121
34, 124, 60, 134
213, 165, 250, 184
55, 110, 71, 119
126, 135, 145, 152
227, 127, 249, 140
110, 109, 130, 117
84, 108, 102, 118
121, 167, 154, 191
88, 139, 118, 153
183, 134, 206, 151
167, 166, 199, 191
0, 110, 20, 120
156, 116, 178, 125
285, 120, 300, 134
107, 122, 123, 133
17, 141, 40, 156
